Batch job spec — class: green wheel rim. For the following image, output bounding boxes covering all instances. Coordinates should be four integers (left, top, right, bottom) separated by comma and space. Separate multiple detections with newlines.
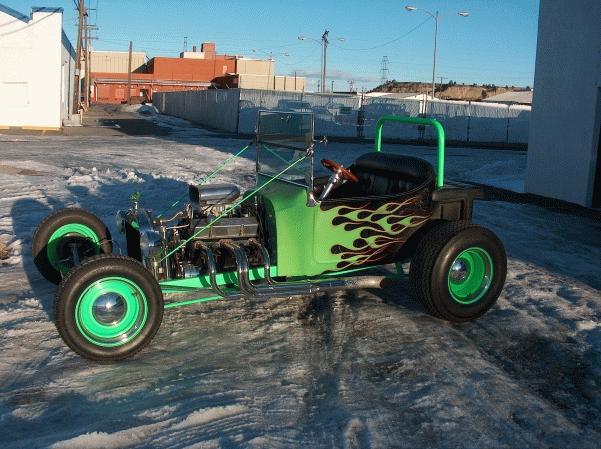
75, 277, 148, 348
447, 247, 494, 305
47, 224, 101, 274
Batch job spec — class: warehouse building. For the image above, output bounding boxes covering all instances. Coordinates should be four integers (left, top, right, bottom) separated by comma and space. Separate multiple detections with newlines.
0, 5, 74, 129
212, 57, 305, 92
90, 42, 305, 104
89, 50, 147, 73
90, 42, 237, 103
526, 0, 601, 207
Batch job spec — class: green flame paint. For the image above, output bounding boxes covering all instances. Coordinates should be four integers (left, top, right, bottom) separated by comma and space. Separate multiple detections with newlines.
321, 197, 430, 269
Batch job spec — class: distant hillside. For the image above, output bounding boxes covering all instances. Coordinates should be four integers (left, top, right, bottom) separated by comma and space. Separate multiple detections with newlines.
370, 80, 531, 102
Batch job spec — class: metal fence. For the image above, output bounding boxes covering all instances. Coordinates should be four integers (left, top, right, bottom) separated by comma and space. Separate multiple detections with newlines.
154, 89, 240, 133
155, 88, 531, 145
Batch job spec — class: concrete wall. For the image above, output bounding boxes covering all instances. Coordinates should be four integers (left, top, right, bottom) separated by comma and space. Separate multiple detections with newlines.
90, 51, 146, 73
526, 0, 601, 207
236, 58, 274, 77
236, 74, 305, 92
60, 31, 75, 122
154, 89, 240, 133
0, 7, 71, 129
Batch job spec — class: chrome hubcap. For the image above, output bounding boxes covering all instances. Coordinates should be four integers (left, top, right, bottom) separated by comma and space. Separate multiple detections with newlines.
92, 294, 127, 325
450, 259, 469, 282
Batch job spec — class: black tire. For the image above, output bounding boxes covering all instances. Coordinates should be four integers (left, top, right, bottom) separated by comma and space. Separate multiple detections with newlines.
409, 221, 506, 322
32, 208, 112, 284
55, 254, 163, 361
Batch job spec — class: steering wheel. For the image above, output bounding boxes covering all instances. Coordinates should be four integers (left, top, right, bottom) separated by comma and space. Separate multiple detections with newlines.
321, 159, 359, 183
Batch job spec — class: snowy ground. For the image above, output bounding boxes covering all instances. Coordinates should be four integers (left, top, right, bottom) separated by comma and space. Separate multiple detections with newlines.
0, 109, 599, 448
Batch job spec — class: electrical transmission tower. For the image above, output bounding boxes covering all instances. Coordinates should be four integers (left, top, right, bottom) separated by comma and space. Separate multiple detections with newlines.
380, 56, 389, 86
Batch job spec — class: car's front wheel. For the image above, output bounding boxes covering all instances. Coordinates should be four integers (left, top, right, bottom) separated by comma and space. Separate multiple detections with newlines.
409, 221, 506, 322
55, 255, 164, 361
32, 208, 112, 284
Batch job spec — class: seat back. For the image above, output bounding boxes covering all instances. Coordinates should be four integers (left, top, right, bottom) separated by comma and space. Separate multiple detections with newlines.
353, 152, 436, 196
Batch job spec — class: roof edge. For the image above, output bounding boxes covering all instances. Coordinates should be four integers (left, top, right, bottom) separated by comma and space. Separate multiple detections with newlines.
31, 6, 64, 13
0, 3, 30, 22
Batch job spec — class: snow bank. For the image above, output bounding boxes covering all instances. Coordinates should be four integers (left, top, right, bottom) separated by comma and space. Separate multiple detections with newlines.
119, 103, 158, 115
50, 421, 170, 449
66, 167, 143, 189
172, 404, 246, 429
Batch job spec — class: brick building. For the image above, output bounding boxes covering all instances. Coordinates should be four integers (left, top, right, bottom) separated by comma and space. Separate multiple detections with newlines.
90, 43, 236, 103
90, 42, 304, 104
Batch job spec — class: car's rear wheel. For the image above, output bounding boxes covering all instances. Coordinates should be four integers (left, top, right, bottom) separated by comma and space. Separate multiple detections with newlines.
32, 208, 112, 284
409, 221, 506, 322
55, 255, 163, 361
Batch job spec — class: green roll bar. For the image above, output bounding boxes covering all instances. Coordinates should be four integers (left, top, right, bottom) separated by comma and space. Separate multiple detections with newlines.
374, 115, 446, 188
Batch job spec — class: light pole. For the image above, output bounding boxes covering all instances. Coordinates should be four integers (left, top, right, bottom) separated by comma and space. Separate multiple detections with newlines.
405, 6, 469, 100
321, 30, 329, 94
298, 31, 345, 93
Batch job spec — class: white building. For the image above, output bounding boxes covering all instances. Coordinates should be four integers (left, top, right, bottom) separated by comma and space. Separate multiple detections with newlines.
526, 0, 601, 207
482, 91, 533, 106
0, 5, 75, 130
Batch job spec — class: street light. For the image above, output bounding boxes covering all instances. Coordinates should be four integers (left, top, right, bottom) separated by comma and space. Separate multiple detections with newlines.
298, 31, 345, 92
405, 5, 469, 102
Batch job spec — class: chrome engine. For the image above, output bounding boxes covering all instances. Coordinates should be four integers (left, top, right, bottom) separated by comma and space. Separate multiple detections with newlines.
116, 184, 263, 281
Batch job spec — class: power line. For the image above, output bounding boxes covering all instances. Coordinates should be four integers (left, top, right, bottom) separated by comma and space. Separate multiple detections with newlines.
330, 16, 431, 52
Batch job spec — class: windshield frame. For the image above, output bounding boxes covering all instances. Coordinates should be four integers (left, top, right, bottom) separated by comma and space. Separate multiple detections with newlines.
255, 111, 316, 190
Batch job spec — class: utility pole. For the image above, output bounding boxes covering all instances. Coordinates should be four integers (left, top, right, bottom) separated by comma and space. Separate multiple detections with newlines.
126, 41, 132, 105
82, 5, 98, 109
298, 30, 344, 94
317, 79, 320, 93
321, 29, 329, 93
331, 80, 334, 93
72, 0, 84, 114
431, 11, 439, 99
84, 13, 90, 108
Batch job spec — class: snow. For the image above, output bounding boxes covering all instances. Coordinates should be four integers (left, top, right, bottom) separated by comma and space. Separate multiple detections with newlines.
119, 104, 158, 115
171, 405, 247, 429
0, 111, 599, 448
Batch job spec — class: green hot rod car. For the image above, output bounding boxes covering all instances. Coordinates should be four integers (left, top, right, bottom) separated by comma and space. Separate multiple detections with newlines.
32, 112, 506, 361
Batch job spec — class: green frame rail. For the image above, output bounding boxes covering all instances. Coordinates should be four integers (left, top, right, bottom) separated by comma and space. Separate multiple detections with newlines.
374, 115, 446, 188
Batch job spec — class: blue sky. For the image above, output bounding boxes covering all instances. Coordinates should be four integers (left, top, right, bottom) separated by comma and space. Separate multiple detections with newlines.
5, 0, 540, 91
